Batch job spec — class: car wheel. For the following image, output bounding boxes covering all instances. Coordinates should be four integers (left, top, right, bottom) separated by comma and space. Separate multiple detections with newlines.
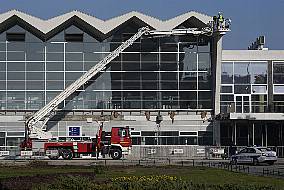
252, 158, 258, 166
267, 161, 274, 165
48, 155, 59, 160
111, 149, 122, 160
231, 158, 237, 165
61, 149, 73, 160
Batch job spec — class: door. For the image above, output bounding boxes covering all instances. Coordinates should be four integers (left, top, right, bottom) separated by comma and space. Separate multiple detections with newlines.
235, 95, 251, 113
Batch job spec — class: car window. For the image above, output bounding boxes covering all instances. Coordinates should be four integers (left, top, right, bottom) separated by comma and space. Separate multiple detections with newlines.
247, 148, 256, 153
257, 148, 271, 152
239, 149, 247, 154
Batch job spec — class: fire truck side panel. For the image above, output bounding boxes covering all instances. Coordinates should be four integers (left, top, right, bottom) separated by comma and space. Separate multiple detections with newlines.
76, 142, 95, 153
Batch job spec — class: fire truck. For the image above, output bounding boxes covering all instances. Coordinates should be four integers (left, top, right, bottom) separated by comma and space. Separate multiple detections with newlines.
20, 18, 229, 160
44, 125, 131, 160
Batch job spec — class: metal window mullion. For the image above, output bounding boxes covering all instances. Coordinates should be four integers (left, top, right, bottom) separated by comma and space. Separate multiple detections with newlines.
177, 42, 180, 108
82, 47, 85, 109
63, 42, 66, 106
5, 41, 7, 110
24, 48, 27, 110
196, 52, 199, 108
139, 44, 142, 109
158, 38, 162, 109
44, 44, 47, 105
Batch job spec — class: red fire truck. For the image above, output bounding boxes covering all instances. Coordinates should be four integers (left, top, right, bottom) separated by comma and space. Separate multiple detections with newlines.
44, 125, 131, 160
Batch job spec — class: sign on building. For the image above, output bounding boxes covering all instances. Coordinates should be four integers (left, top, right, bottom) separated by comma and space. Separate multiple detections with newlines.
68, 126, 81, 136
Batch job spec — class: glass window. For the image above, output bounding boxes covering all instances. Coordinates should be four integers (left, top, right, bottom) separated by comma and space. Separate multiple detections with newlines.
0, 81, 5, 90
26, 31, 42, 42
250, 62, 267, 84
26, 43, 44, 61
161, 81, 178, 90
234, 85, 251, 94
7, 52, 25, 61
252, 85, 267, 94
273, 62, 284, 84
46, 81, 64, 90
47, 32, 64, 42
141, 62, 158, 71
221, 62, 233, 84
66, 72, 83, 80
180, 91, 197, 109
179, 51, 197, 71
7, 62, 25, 71
0, 62, 5, 71
46, 43, 64, 52
0, 52, 5, 61
198, 72, 212, 90
47, 72, 64, 80
122, 53, 140, 62
26, 72, 44, 80
142, 72, 158, 81
179, 72, 197, 90
221, 86, 233, 93
84, 61, 98, 71
160, 53, 177, 62
66, 42, 83, 52
84, 53, 105, 62
160, 62, 177, 71
26, 81, 44, 90
142, 82, 158, 90
234, 62, 250, 84
46, 62, 64, 71
198, 53, 211, 71
141, 53, 158, 62
141, 38, 158, 52
7, 81, 25, 90
7, 72, 25, 80
26, 62, 44, 71
65, 62, 83, 71
198, 37, 211, 53
198, 91, 212, 109
7, 91, 25, 100
0, 72, 5, 80
46, 53, 64, 61
83, 42, 104, 52
274, 85, 284, 94
65, 53, 83, 61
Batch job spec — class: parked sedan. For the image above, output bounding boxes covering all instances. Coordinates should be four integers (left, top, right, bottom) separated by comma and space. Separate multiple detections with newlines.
231, 147, 277, 165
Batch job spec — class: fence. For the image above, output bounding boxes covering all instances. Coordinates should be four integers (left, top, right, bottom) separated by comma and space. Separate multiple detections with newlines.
0, 145, 284, 160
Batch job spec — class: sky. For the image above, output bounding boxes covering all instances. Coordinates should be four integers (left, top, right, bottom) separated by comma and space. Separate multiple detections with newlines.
0, 0, 283, 50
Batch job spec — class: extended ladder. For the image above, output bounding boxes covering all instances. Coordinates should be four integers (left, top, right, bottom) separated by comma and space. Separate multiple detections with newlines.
27, 27, 151, 139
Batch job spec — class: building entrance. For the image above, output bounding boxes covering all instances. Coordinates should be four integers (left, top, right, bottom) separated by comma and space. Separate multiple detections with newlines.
235, 95, 250, 113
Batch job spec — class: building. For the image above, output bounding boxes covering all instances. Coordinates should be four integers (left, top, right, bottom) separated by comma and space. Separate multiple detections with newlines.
0, 10, 282, 158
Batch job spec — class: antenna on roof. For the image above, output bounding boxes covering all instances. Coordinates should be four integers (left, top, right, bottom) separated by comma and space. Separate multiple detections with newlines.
248, 36, 267, 50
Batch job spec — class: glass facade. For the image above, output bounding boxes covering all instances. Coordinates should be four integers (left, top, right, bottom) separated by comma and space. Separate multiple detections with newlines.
273, 62, 284, 112
220, 61, 268, 113
0, 24, 213, 111
130, 130, 212, 145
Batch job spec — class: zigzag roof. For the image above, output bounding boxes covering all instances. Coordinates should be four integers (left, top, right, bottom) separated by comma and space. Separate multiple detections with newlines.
0, 10, 212, 39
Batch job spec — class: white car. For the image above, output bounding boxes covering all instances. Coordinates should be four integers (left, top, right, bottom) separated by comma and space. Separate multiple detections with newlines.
231, 147, 277, 165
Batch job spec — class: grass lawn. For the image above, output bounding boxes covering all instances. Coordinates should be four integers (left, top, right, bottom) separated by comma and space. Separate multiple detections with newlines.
0, 163, 283, 189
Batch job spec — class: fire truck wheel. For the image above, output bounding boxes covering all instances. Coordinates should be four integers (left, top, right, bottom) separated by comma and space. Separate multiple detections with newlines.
48, 155, 59, 160
61, 149, 73, 160
111, 149, 122, 160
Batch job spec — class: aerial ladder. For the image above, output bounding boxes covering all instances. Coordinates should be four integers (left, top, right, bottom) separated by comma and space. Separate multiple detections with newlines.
23, 19, 230, 143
